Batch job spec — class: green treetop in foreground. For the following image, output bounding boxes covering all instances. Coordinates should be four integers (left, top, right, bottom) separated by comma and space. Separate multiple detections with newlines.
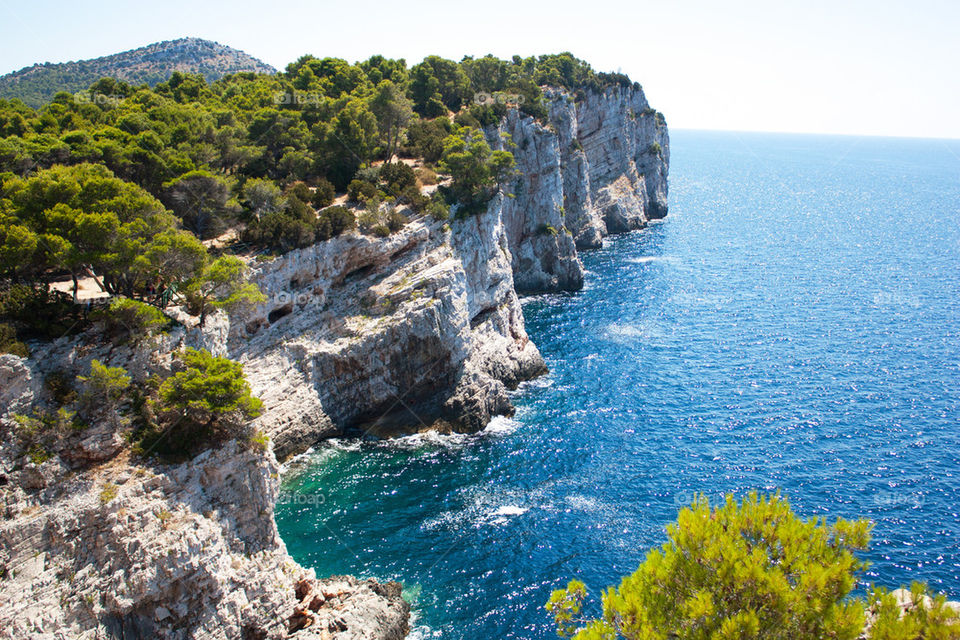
547, 492, 960, 639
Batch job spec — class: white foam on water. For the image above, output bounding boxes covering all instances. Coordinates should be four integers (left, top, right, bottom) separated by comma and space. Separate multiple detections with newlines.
606, 322, 646, 338
605, 321, 674, 346
564, 494, 602, 511
278, 446, 316, 474
406, 609, 443, 640
488, 504, 529, 525
423, 487, 533, 531
670, 291, 734, 307
381, 430, 473, 451
323, 438, 364, 452
516, 374, 554, 391
626, 255, 679, 264
483, 415, 520, 436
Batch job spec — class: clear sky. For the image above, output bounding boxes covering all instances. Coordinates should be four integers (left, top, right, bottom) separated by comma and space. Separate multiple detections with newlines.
1, 0, 958, 138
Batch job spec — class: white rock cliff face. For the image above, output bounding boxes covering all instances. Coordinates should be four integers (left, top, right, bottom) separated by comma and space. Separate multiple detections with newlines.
239, 87, 669, 456
0, 88, 667, 639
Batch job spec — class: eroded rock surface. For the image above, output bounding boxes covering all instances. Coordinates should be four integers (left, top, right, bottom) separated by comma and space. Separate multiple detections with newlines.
240, 87, 669, 456
0, 88, 668, 639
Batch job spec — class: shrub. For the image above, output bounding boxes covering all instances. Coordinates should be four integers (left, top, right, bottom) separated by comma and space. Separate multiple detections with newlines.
404, 117, 453, 163
399, 184, 430, 213
312, 178, 336, 208
318, 206, 356, 236
27, 443, 52, 465
286, 194, 314, 220
44, 369, 77, 406
0, 322, 28, 357
284, 181, 313, 204
12, 406, 82, 453
547, 492, 872, 639
354, 166, 381, 184
357, 209, 379, 231
348, 179, 378, 202
97, 297, 168, 344
379, 162, 417, 195
184, 256, 265, 325
247, 430, 269, 453
547, 493, 960, 640
99, 483, 118, 504
147, 348, 263, 457
371, 224, 390, 238
0, 284, 86, 341
243, 210, 319, 253
163, 171, 239, 240
428, 197, 450, 221
454, 103, 506, 129
648, 141, 662, 155
386, 209, 407, 232
77, 359, 131, 428
242, 177, 286, 219
439, 127, 515, 207
867, 583, 960, 638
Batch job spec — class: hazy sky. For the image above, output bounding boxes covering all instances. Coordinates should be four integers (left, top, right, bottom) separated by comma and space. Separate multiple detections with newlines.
1, 0, 958, 138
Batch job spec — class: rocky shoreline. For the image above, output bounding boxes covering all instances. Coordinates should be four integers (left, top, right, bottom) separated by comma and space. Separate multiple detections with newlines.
0, 86, 668, 639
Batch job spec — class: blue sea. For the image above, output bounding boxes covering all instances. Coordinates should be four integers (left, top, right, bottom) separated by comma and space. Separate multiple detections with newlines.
276, 131, 960, 639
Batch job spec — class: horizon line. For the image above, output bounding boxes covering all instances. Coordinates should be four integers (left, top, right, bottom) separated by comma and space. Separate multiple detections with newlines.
670, 127, 960, 143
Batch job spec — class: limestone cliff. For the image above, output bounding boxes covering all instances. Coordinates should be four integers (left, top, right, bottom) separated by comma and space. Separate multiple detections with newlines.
239, 86, 669, 456
0, 87, 668, 639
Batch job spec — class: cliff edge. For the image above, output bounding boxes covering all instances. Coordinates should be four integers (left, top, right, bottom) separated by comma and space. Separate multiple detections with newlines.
237, 86, 669, 458
0, 87, 667, 639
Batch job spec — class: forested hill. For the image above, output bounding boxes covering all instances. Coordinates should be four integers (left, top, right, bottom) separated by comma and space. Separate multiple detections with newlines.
0, 51, 655, 355
0, 38, 277, 107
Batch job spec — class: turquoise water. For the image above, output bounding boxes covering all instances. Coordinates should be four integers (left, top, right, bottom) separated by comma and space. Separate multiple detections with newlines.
276, 131, 960, 639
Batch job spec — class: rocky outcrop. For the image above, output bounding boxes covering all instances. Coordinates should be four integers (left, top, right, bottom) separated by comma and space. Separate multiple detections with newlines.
0, 87, 668, 639
239, 87, 669, 456
487, 86, 669, 292
0, 435, 409, 639
228, 211, 547, 460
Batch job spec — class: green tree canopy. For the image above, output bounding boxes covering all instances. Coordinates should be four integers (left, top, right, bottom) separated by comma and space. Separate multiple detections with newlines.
162, 170, 239, 239
439, 127, 515, 205
185, 255, 265, 325
547, 493, 959, 640
159, 347, 262, 428
0, 163, 205, 299
369, 80, 414, 162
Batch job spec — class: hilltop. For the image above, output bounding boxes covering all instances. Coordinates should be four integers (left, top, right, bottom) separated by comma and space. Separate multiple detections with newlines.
0, 37, 276, 107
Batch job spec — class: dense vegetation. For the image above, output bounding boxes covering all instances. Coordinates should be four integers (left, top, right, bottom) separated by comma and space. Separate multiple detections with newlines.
11, 348, 265, 462
0, 51, 638, 343
547, 493, 960, 639
0, 38, 276, 108
0, 51, 642, 460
